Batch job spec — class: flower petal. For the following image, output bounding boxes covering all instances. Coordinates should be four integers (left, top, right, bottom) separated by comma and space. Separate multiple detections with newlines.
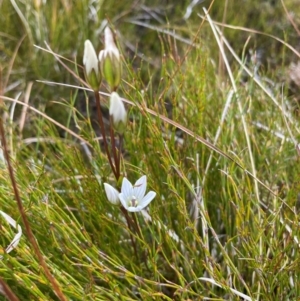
139, 191, 156, 210
99, 50, 105, 61
126, 206, 143, 213
119, 192, 128, 209
133, 175, 147, 200
104, 183, 120, 205
109, 92, 127, 129
104, 27, 120, 60
0, 210, 22, 258
83, 40, 99, 76
121, 177, 133, 199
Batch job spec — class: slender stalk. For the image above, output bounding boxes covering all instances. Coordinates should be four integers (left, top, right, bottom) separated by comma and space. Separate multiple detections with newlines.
0, 118, 68, 301
109, 116, 119, 180
0, 277, 20, 301
117, 134, 123, 179
120, 207, 138, 258
94, 91, 117, 178
131, 211, 142, 239
131, 211, 151, 271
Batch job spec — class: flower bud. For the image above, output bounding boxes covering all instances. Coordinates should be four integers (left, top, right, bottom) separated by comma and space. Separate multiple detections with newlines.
99, 27, 121, 91
109, 92, 127, 133
104, 183, 120, 205
83, 40, 101, 90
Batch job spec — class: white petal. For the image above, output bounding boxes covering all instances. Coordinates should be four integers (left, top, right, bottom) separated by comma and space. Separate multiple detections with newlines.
0, 210, 22, 257
119, 193, 129, 209
104, 27, 120, 60
104, 27, 115, 47
139, 191, 156, 210
104, 183, 120, 205
133, 175, 147, 200
6, 226, 22, 254
99, 49, 105, 61
83, 40, 99, 76
126, 206, 143, 213
109, 92, 127, 124
121, 177, 133, 199
107, 45, 120, 61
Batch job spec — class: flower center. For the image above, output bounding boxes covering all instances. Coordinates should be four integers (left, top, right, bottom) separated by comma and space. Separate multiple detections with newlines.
129, 196, 138, 207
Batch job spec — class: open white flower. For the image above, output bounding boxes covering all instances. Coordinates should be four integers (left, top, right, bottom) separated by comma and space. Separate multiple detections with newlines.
104, 183, 120, 205
119, 175, 156, 212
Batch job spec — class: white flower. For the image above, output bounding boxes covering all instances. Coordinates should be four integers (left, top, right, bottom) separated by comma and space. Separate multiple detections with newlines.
109, 92, 127, 133
83, 40, 101, 89
104, 183, 120, 205
119, 175, 156, 212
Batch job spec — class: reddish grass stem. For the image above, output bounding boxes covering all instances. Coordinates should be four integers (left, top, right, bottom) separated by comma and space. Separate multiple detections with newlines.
94, 91, 118, 179
0, 118, 68, 301
0, 277, 20, 301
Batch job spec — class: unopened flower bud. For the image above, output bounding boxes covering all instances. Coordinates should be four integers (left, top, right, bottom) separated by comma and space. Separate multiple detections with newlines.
83, 40, 101, 90
109, 92, 127, 133
104, 183, 120, 205
99, 27, 121, 91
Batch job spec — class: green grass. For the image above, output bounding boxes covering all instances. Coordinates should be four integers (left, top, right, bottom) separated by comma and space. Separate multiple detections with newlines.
1, 0, 300, 300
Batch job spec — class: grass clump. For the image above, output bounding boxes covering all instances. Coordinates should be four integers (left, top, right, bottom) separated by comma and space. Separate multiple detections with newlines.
1, 0, 300, 300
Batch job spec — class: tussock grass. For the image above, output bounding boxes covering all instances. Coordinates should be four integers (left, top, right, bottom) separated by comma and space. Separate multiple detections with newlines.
1, 0, 300, 300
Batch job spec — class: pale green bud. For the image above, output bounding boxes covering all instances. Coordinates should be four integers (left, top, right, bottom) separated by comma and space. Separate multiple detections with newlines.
99, 27, 121, 91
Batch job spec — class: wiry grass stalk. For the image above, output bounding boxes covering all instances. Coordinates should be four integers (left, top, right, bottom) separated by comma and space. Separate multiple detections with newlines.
0, 118, 68, 301
2, 2, 300, 298
204, 7, 262, 298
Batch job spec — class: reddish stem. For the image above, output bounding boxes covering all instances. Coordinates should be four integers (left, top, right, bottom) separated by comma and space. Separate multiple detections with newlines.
0, 118, 68, 301
94, 91, 117, 178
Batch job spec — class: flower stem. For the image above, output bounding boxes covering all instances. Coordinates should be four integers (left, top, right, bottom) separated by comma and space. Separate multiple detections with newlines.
94, 91, 117, 179
117, 134, 123, 178
131, 212, 143, 239
109, 116, 120, 180
120, 207, 138, 258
